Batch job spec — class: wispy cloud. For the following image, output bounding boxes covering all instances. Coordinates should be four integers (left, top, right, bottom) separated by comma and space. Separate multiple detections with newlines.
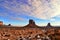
0, 13, 24, 21
0, 0, 60, 20
9, 16, 24, 21
0, 13, 8, 17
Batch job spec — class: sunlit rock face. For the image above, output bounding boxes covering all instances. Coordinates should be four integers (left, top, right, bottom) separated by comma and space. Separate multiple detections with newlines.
0, 21, 3, 26
0, 0, 60, 20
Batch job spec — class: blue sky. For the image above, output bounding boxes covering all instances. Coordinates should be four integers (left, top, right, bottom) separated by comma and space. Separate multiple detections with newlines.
0, 0, 60, 26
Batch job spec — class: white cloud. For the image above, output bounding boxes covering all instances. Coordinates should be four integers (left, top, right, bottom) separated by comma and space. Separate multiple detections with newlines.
29, 0, 60, 19
50, 18, 56, 21
0, 0, 60, 20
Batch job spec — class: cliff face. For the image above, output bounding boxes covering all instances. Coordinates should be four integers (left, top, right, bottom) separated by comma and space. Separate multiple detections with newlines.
0, 21, 3, 26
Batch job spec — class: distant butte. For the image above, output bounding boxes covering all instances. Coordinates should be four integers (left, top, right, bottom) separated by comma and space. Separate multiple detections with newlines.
24, 19, 39, 28
0, 19, 60, 29
0, 21, 3, 26
0, 19, 60, 40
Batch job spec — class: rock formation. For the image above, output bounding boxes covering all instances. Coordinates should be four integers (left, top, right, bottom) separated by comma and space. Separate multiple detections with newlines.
0, 21, 3, 26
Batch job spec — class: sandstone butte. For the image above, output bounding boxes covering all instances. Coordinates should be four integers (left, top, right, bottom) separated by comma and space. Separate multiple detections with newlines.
0, 19, 60, 40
